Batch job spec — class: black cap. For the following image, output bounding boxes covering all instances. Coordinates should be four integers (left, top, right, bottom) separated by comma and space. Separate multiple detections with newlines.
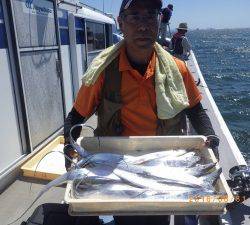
119, 0, 162, 14
168, 4, 173, 10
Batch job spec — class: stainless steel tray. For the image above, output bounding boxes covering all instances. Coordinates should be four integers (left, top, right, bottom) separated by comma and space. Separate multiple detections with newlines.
65, 136, 234, 216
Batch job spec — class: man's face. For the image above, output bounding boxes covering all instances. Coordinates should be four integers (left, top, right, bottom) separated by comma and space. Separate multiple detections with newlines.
178, 29, 187, 35
118, 1, 160, 50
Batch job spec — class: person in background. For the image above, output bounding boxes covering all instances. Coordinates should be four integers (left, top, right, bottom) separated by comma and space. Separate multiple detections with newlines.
160, 4, 173, 39
170, 22, 191, 60
63, 0, 219, 224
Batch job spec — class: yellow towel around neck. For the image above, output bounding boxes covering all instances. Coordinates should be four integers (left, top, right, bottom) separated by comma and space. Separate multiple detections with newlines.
82, 41, 189, 119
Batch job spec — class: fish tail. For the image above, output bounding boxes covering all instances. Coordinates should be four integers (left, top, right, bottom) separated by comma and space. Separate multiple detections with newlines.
202, 168, 222, 186
31, 172, 69, 207
39, 172, 69, 196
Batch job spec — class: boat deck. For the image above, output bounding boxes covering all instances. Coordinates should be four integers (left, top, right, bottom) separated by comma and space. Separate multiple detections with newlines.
0, 53, 249, 225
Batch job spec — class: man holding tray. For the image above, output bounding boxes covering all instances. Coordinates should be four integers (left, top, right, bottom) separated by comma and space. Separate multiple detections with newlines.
63, 0, 220, 224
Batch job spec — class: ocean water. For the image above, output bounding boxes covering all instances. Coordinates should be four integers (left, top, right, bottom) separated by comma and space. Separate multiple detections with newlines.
188, 28, 250, 164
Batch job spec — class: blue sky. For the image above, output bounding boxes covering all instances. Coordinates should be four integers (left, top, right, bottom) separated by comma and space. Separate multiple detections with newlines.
81, 0, 250, 29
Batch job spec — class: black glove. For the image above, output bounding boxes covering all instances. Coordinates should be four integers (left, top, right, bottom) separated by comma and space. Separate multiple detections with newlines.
63, 144, 75, 171
206, 136, 220, 161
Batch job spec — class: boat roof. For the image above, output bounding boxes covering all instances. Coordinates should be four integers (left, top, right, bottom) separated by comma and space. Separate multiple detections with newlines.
75, 4, 115, 25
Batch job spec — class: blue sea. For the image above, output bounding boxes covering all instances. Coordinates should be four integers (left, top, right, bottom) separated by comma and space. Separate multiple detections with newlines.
188, 28, 250, 164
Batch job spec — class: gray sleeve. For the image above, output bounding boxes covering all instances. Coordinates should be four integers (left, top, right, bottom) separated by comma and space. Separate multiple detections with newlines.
182, 37, 191, 52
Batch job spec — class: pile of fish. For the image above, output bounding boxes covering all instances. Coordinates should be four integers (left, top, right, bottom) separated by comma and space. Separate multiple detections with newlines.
59, 124, 222, 201
70, 149, 222, 200
31, 125, 223, 204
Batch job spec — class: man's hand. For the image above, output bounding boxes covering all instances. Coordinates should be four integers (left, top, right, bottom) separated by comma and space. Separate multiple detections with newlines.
206, 136, 220, 161
63, 144, 78, 171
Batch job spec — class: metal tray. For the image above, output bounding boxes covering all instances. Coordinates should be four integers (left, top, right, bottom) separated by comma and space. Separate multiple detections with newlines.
65, 136, 234, 215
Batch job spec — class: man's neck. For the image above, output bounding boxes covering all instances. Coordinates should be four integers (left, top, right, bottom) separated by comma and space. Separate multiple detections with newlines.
125, 43, 154, 66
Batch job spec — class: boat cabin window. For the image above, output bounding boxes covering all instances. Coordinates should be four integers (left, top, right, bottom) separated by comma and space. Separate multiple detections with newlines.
75, 17, 85, 44
86, 21, 105, 52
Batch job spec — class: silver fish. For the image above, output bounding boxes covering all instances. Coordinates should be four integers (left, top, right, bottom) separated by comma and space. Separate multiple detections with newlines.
77, 153, 129, 168
29, 166, 119, 206
141, 162, 217, 177
112, 167, 222, 192
74, 170, 221, 200
73, 181, 223, 201
123, 162, 217, 177
103, 162, 218, 188
187, 163, 217, 177
157, 168, 222, 188
141, 151, 201, 167
77, 151, 197, 169
80, 154, 216, 188
76, 150, 188, 168
74, 181, 200, 200
29, 163, 220, 203
73, 183, 152, 199
125, 149, 187, 165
